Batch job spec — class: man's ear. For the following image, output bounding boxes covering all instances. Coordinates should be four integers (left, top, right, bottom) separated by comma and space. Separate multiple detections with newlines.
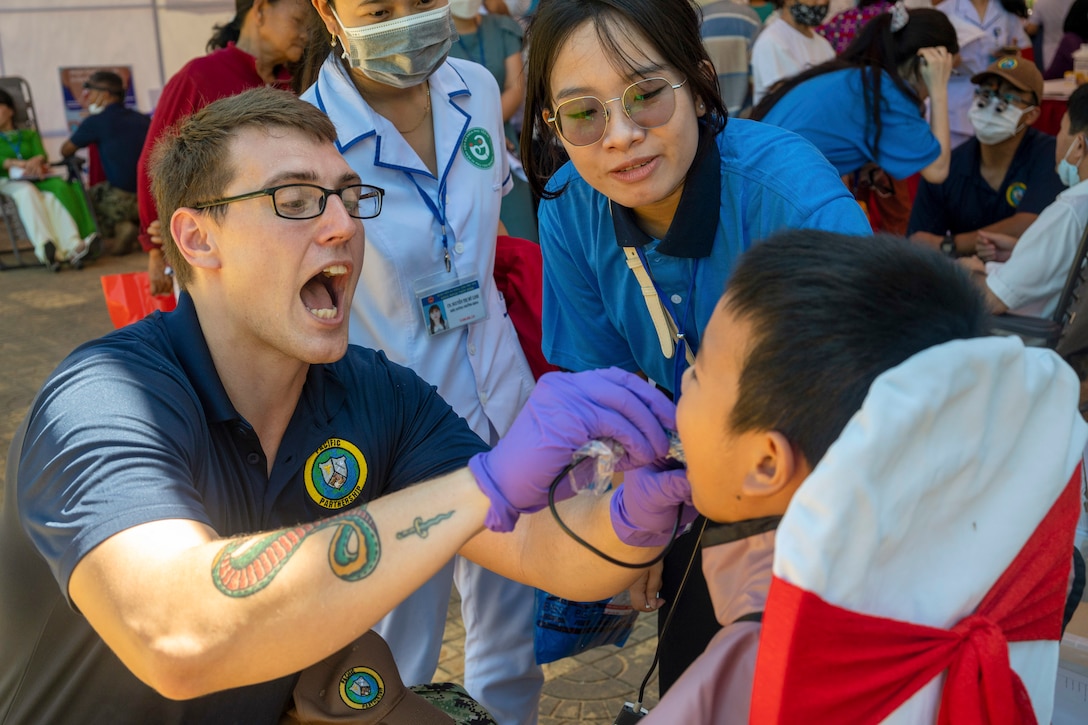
1022, 104, 1042, 128
740, 431, 799, 500
171, 208, 221, 272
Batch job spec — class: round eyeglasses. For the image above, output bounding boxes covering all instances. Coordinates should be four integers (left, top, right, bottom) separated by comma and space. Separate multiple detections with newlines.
544, 77, 688, 147
192, 183, 384, 220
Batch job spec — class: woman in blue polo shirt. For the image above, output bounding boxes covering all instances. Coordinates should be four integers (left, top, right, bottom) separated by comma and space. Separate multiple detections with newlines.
751, 6, 957, 233
520, 0, 872, 695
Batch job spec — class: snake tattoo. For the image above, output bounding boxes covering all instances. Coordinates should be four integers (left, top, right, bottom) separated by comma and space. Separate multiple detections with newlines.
212, 510, 380, 597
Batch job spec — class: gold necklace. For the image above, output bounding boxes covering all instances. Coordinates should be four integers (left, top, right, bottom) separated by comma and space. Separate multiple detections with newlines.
395, 85, 431, 136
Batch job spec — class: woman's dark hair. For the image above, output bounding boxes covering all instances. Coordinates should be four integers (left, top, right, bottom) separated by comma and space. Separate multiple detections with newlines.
520, 0, 727, 202
296, 1, 343, 94
1064, 0, 1088, 40
207, 0, 256, 52
751, 8, 957, 164
0, 88, 14, 111
999, 0, 1029, 19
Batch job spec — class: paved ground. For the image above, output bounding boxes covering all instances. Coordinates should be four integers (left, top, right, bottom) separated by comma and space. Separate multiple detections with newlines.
0, 243, 661, 724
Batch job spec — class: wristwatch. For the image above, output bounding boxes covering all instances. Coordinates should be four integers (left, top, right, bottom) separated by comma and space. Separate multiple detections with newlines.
940, 233, 956, 258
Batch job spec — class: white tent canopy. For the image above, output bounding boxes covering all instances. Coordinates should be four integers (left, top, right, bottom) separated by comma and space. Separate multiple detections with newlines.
0, 0, 235, 157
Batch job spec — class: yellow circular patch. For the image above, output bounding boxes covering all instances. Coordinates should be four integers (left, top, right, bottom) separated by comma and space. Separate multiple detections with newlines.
339, 666, 384, 710
304, 438, 367, 509
1005, 181, 1027, 208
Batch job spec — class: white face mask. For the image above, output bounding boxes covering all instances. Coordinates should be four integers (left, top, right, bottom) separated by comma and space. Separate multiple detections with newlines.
968, 98, 1034, 145
449, 0, 484, 19
87, 103, 106, 115
331, 5, 455, 89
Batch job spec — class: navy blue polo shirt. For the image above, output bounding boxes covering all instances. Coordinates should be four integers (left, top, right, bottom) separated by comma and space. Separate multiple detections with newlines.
907, 127, 1065, 236
68, 102, 150, 192
1, 294, 486, 724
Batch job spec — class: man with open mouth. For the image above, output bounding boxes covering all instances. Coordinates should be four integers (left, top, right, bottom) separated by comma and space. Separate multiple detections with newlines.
0, 87, 689, 724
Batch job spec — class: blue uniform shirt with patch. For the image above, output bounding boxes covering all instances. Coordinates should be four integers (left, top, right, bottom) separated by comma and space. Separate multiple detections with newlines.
539, 118, 873, 394
907, 127, 1066, 236
0, 293, 486, 724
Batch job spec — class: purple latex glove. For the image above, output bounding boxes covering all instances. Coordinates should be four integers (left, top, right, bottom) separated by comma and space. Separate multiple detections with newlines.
469, 368, 675, 532
610, 463, 697, 547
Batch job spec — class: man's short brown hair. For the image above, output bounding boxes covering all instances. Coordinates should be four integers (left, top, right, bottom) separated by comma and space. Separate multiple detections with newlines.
149, 87, 338, 289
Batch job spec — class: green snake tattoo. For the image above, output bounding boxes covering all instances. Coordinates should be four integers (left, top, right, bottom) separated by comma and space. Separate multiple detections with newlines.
212, 510, 380, 597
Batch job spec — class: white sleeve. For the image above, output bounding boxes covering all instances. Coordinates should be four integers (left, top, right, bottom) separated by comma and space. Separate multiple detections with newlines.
751, 26, 800, 105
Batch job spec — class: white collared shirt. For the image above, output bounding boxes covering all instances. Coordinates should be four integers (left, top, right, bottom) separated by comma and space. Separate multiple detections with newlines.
986, 178, 1088, 317
302, 56, 533, 441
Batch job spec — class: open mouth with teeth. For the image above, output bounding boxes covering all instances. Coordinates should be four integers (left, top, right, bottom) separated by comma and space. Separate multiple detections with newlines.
301, 264, 348, 320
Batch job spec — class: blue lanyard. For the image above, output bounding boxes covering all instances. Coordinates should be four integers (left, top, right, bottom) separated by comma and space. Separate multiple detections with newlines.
1, 131, 24, 160
635, 246, 699, 397
406, 172, 452, 272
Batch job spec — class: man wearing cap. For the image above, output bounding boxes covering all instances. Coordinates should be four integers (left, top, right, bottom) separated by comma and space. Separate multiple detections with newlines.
959, 82, 1088, 318
60, 70, 149, 256
909, 55, 1065, 258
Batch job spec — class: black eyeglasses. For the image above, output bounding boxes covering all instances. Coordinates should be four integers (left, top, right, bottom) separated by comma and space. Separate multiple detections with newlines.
82, 83, 111, 92
544, 77, 688, 147
192, 183, 384, 220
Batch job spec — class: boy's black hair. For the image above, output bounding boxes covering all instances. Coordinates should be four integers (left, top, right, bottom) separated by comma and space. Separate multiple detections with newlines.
1068, 83, 1088, 136
723, 231, 988, 466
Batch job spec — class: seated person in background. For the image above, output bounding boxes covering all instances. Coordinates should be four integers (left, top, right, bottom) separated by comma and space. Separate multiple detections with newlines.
960, 83, 1088, 316
61, 71, 150, 256
0, 88, 98, 272
908, 56, 1066, 256
750, 0, 836, 104
0, 87, 689, 724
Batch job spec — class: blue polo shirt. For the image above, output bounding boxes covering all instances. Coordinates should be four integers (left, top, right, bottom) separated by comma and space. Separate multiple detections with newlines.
907, 127, 1066, 236
68, 102, 150, 192
760, 68, 940, 179
539, 118, 872, 394
1, 294, 486, 724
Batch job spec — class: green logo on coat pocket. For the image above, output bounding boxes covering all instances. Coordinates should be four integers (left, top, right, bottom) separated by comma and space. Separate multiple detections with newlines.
461, 128, 495, 169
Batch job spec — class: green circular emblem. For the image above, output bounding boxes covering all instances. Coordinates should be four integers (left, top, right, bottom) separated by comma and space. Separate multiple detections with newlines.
461, 127, 495, 169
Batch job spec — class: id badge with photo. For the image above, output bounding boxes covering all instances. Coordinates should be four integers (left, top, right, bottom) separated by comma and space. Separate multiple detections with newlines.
414, 272, 488, 336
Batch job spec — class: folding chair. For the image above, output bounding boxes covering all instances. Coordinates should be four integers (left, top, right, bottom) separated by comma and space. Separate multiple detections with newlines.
0, 76, 40, 270
751, 337, 1088, 724
988, 220, 1088, 351
0, 76, 100, 272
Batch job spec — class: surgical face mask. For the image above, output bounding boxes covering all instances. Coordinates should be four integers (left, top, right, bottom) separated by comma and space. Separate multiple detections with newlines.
789, 1, 830, 27
968, 98, 1033, 145
449, 0, 484, 19
87, 103, 106, 115
1059, 136, 1084, 187
331, 5, 454, 88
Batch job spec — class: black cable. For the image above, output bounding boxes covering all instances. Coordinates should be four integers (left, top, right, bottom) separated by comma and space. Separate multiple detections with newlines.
547, 457, 683, 569
634, 517, 707, 708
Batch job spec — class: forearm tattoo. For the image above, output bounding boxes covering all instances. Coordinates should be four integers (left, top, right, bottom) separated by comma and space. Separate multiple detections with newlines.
395, 511, 455, 539
212, 510, 380, 597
